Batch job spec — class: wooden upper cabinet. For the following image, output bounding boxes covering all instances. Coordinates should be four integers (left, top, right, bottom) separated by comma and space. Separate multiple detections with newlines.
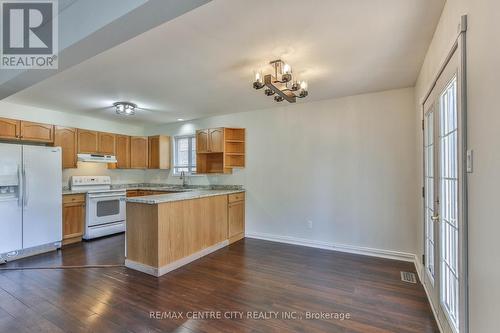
130, 136, 148, 169
196, 127, 245, 174
54, 126, 77, 169
208, 128, 224, 152
115, 135, 130, 169
98, 132, 115, 155
0, 117, 21, 140
78, 129, 99, 154
148, 135, 170, 169
0, 118, 55, 143
20, 121, 54, 143
196, 129, 209, 153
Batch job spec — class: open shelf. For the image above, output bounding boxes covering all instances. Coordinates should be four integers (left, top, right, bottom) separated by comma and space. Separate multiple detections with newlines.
224, 128, 245, 169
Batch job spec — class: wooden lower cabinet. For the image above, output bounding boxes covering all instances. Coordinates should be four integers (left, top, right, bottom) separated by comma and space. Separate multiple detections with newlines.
126, 192, 246, 276
126, 190, 139, 198
62, 194, 86, 245
228, 193, 245, 244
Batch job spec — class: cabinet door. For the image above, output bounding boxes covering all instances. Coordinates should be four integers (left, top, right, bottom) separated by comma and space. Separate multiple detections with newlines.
148, 135, 170, 169
130, 136, 148, 168
98, 132, 115, 155
62, 198, 85, 246
148, 136, 160, 169
78, 129, 99, 153
228, 200, 245, 238
196, 129, 209, 153
208, 128, 224, 152
54, 126, 77, 169
20, 121, 54, 143
115, 135, 130, 169
0, 117, 20, 140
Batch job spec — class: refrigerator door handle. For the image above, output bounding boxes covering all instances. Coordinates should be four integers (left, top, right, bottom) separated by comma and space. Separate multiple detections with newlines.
17, 164, 23, 207
23, 165, 29, 208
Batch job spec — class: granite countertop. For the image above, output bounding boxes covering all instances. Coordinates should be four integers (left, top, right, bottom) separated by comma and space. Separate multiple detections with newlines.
62, 184, 245, 203
126, 189, 245, 205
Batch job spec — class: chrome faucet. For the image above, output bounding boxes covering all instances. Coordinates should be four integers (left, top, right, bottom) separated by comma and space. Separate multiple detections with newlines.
180, 171, 188, 188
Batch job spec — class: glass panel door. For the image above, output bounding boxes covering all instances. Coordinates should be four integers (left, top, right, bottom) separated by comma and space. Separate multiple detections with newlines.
422, 48, 466, 333
424, 107, 436, 282
439, 76, 459, 331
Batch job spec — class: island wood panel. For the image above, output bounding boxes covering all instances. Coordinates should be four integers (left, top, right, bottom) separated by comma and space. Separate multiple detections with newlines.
0, 117, 20, 140
126, 202, 159, 267
54, 126, 77, 169
157, 195, 228, 266
126, 194, 229, 270
20, 121, 54, 143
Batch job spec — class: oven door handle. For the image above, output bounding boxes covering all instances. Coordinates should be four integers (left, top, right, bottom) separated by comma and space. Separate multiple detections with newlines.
87, 193, 126, 199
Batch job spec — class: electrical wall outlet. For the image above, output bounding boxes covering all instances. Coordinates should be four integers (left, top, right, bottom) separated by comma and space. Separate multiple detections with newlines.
307, 220, 313, 229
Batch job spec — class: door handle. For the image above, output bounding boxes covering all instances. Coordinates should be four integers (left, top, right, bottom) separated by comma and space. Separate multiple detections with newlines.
17, 165, 22, 207
431, 215, 440, 221
23, 165, 28, 208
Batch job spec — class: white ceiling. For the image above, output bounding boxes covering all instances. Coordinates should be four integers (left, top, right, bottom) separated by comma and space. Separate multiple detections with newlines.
5, 0, 445, 125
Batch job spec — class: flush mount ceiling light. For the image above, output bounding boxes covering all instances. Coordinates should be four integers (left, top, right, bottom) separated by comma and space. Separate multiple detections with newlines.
113, 102, 137, 115
252, 59, 308, 103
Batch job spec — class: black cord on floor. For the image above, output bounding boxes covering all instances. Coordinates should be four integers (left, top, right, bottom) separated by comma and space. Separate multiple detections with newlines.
0, 264, 125, 270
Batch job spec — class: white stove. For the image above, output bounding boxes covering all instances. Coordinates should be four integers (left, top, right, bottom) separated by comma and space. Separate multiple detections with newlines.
70, 176, 126, 240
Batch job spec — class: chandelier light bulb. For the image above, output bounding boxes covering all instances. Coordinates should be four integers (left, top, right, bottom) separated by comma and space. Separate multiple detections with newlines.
283, 63, 291, 74
300, 81, 308, 91
253, 70, 264, 89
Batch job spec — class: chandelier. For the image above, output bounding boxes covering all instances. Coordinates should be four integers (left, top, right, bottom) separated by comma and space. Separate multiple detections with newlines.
113, 102, 137, 115
252, 59, 308, 103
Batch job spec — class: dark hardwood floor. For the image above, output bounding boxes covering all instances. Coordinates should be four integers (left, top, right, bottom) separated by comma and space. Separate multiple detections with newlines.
0, 235, 438, 332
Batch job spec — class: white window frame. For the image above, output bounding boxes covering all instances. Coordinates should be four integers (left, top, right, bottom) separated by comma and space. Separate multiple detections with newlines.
172, 134, 196, 176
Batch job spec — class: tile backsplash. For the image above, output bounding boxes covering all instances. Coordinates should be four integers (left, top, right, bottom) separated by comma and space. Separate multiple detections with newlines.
61, 162, 231, 187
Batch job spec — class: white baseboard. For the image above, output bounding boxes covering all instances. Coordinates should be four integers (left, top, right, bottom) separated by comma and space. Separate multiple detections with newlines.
125, 240, 229, 277
245, 232, 415, 262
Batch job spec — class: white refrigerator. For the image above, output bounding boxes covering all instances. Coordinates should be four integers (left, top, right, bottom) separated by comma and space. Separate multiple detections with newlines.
0, 143, 62, 263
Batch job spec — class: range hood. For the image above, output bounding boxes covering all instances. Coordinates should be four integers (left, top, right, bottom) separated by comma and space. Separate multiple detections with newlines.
77, 154, 117, 163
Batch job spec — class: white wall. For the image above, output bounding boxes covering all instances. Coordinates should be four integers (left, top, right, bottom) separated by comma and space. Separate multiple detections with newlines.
0, 101, 172, 185
146, 87, 419, 255
0, 101, 144, 135
415, 1, 500, 331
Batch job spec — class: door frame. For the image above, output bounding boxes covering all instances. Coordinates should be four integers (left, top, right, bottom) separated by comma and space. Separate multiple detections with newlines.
420, 15, 468, 333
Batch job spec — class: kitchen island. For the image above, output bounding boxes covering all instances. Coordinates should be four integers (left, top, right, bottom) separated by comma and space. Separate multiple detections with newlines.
125, 189, 245, 276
